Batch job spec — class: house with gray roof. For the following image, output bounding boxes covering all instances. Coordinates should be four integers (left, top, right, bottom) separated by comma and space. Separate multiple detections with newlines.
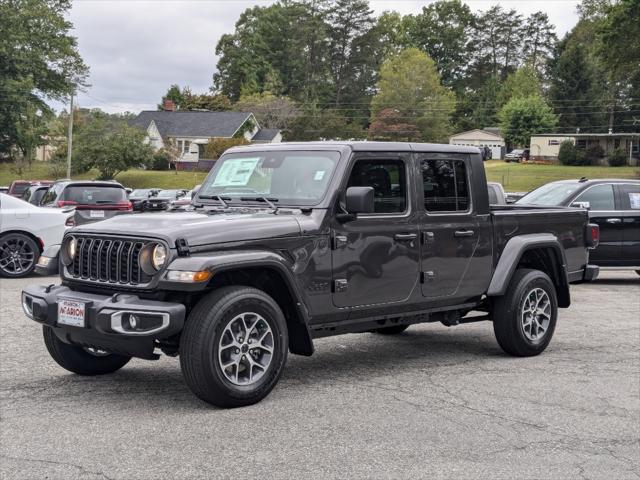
130, 110, 281, 165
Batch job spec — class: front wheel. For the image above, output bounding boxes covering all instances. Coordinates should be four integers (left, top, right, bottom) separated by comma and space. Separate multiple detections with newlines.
180, 286, 288, 408
0, 233, 40, 278
43, 326, 131, 375
492, 269, 558, 357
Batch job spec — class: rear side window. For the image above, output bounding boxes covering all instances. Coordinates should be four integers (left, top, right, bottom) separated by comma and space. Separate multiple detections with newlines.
574, 184, 615, 210
41, 184, 63, 205
422, 159, 470, 212
347, 159, 407, 214
618, 184, 640, 210
61, 186, 127, 205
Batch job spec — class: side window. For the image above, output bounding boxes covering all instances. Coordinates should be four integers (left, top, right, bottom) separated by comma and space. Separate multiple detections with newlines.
40, 185, 59, 206
618, 184, 640, 210
422, 159, 470, 212
347, 159, 407, 214
574, 184, 615, 210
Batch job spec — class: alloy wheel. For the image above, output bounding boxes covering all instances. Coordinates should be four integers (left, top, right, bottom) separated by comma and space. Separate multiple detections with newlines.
520, 287, 552, 342
0, 235, 36, 276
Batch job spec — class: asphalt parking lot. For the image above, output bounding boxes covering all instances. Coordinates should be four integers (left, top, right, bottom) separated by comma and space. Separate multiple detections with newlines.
1, 272, 639, 480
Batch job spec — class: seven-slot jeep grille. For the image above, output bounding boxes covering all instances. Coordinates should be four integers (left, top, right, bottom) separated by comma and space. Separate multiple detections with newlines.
68, 236, 153, 286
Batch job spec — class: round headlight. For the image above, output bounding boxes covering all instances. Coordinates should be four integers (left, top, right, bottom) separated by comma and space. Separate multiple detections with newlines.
152, 244, 167, 270
68, 237, 77, 258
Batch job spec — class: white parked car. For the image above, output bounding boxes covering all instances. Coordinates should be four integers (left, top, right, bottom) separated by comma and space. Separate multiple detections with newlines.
0, 193, 74, 278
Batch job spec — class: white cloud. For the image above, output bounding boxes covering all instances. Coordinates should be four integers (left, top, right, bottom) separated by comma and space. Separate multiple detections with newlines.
61, 0, 581, 114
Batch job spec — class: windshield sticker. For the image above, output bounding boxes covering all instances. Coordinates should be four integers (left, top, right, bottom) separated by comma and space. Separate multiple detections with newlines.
629, 192, 640, 209
213, 158, 260, 187
314, 170, 326, 181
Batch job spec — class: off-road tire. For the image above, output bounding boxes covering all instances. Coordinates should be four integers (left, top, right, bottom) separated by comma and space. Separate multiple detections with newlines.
180, 286, 288, 408
372, 325, 410, 335
43, 326, 131, 375
492, 269, 558, 357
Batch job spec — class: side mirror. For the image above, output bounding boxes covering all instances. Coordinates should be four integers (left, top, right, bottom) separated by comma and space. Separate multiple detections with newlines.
345, 186, 375, 214
571, 201, 590, 209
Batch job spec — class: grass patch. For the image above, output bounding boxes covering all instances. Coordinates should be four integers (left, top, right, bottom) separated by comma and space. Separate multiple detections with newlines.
1, 160, 638, 193
484, 161, 639, 192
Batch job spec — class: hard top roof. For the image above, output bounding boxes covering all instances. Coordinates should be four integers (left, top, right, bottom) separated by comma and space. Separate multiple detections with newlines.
226, 141, 480, 155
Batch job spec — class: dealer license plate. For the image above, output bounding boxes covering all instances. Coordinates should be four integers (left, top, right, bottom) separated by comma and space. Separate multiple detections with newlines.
89, 210, 105, 218
57, 300, 85, 327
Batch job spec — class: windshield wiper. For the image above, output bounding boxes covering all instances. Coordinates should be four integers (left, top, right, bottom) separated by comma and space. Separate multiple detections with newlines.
198, 195, 231, 208
240, 196, 279, 212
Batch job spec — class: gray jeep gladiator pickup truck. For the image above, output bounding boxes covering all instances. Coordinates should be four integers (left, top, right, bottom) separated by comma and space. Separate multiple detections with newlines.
22, 142, 600, 408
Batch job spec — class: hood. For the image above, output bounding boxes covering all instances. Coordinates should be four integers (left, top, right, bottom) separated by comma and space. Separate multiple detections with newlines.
72, 210, 303, 247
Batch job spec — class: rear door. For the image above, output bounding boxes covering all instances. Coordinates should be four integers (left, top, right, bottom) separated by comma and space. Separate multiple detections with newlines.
572, 183, 621, 265
616, 183, 640, 266
417, 153, 489, 299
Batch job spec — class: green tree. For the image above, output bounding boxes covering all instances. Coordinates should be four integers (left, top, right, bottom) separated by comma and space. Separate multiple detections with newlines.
499, 95, 558, 147
500, 65, 543, 105
522, 12, 558, 77
558, 140, 578, 165
73, 115, 154, 179
404, 0, 475, 90
0, 0, 88, 161
468, 75, 503, 129
369, 48, 455, 142
548, 41, 605, 131
234, 92, 299, 130
159, 84, 185, 110
287, 105, 365, 141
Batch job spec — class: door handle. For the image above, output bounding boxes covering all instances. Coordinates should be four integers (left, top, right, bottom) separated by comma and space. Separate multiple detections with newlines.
606, 218, 622, 224
394, 233, 417, 242
454, 230, 475, 238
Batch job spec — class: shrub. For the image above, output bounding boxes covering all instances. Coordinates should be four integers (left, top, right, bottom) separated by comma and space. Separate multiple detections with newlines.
608, 147, 628, 167
558, 140, 577, 165
149, 149, 172, 170
584, 144, 605, 165
202, 138, 249, 159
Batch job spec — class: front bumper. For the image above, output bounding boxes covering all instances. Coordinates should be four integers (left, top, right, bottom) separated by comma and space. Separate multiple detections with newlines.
35, 245, 60, 276
22, 284, 186, 358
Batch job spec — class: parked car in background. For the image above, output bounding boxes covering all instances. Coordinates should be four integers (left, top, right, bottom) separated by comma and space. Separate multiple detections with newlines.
40, 180, 132, 225
21, 185, 50, 206
517, 178, 640, 273
487, 182, 507, 205
129, 188, 160, 211
506, 192, 527, 204
142, 189, 186, 211
7, 180, 53, 197
0, 186, 8, 194
168, 185, 200, 211
504, 149, 530, 163
0, 193, 75, 277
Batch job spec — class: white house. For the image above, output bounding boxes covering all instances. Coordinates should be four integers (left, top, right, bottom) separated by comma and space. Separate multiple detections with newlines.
130, 110, 282, 166
449, 128, 506, 160
530, 132, 640, 165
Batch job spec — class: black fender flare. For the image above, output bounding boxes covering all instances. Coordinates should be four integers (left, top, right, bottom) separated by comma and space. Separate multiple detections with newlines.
162, 250, 314, 355
487, 234, 570, 307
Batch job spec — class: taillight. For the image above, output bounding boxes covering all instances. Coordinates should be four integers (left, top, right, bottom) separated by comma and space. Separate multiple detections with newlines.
65, 215, 76, 227
56, 200, 78, 207
118, 201, 133, 211
587, 223, 599, 249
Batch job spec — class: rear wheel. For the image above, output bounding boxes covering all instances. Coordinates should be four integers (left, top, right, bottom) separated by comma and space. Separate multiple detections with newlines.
0, 233, 40, 278
492, 269, 558, 357
43, 326, 131, 375
372, 325, 409, 335
180, 286, 288, 408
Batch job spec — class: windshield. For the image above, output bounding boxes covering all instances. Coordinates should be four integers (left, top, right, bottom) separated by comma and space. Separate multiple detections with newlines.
197, 151, 341, 206
157, 190, 180, 198
130, 189, 153, 197
61, 185, 127, 205
516, 182, 580, 206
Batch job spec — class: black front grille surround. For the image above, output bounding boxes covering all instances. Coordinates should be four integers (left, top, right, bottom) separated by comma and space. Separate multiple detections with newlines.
67, 235, 157, 286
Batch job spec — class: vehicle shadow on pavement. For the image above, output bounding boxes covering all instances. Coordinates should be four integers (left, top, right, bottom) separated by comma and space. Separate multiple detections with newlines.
18, 328, 505, 410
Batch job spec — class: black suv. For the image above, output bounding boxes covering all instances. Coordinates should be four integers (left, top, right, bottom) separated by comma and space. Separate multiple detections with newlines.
40, 180, 132, 224
517, 179, 640, 272
23, 142, 598, 408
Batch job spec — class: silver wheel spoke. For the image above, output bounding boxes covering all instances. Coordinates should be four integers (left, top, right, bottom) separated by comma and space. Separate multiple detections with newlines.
217, 311, 274, 386
520, 287, 552, 342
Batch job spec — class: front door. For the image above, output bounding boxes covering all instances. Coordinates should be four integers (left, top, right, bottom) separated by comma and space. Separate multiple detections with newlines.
573, 184, 622, 265
331, 154, 420, 308
417, 154, 485, 299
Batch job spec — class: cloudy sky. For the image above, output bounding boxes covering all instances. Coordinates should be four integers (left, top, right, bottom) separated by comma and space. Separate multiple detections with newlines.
65, 0, 581, 114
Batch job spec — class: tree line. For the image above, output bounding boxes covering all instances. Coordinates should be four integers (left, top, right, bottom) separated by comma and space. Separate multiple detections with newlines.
199, 0, 637, 145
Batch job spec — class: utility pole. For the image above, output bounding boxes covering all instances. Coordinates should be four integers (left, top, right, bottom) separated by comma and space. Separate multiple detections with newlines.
66, 92, 74, 179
